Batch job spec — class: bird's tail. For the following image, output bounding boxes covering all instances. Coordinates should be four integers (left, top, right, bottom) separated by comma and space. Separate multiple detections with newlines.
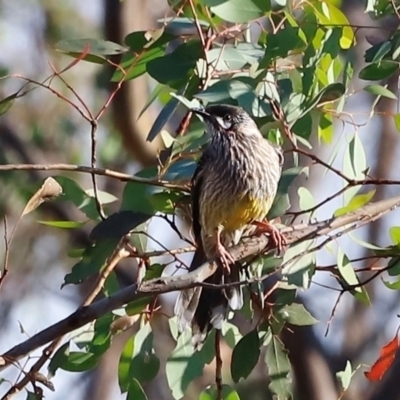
174, 247, 243, 350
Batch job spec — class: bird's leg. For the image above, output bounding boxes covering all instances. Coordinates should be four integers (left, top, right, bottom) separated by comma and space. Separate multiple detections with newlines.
252, 220, 287, 253
214, 226, 235, 273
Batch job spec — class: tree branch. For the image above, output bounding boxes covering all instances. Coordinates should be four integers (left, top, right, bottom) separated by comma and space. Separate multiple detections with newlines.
1, 194, 400, 371
0, 163, 188, 191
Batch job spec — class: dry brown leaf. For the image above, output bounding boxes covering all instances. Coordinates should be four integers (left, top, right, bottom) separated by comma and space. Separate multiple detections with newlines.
22, 177, 63, 217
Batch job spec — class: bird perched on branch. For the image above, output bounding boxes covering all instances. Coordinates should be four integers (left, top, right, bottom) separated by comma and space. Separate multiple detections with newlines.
174, 104, 285, 349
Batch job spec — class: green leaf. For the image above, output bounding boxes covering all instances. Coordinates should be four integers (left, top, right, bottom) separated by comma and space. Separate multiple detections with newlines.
56, 39, 127, 63
146, 96, 179, 142
394, 114, 400, 133
204, 0, 271, 23
130, 323, 160, 384
125, 296, 152, 316
268, 167, 306, 219
0, 92, 18, 116
88, 314, 112, 355
147, 40, 202, 87
308, 83, 345, 109
112, 47, 165, 82
334, 190, 375, 217
48, 342, 70, 377
63, 352, 99, 372
111, 29, 174, 82
266, 336, 291, 399
63, 238, 119, 285
121, 180, 157, 215
118, 336, 134, 393
382, 276, 400, 290
199, 385, 240, 400
282, 239, 315, 289
195, 78, 253, 103
222, 321, 243, 349
318, 113, 333, 144
207, 47, 247, 71
127, 378, 148, 400
389, 227, 400, 245
166, 328, 205, 399
90, 211, 152, 241
336, 360, 353, 391
278, 303, 318, 326
365, 40, 392, 63
364, 84, 397, 99
336, 248, 370, 304
298, 187, 315, 213
384, 258, 400, 276
54, 176, 100, 220
231, 329, 260, 383
359, 61, 398, 81
37, 220, 86, 229
149, 190, 181, 214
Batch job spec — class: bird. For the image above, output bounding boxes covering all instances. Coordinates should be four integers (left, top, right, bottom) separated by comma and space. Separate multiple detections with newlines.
174, 104, 286, 349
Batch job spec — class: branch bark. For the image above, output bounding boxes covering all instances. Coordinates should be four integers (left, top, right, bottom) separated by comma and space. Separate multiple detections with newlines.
1, 194, 400, 371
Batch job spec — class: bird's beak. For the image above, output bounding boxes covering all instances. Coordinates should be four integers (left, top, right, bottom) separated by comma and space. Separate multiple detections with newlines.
191, 107, 211, 119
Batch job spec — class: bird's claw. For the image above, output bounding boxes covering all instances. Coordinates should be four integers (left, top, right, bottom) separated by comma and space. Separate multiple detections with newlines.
253, 221, 287, 254
216, 243, 235, 273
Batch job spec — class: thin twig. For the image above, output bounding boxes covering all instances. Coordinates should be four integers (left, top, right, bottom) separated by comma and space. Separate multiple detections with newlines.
89, 120, 106, 220
0, 163, 188, 191
325, 292, 344, 337
215, 330, 223, 400
0, 217, 9, 289
1, 194, 400, 374
1, 239, 129, 399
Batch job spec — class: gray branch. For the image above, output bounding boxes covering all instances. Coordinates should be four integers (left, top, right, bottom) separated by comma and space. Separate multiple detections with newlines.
1, 194, 400, 370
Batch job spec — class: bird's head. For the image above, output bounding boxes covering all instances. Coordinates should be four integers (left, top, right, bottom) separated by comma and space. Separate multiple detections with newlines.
191, 104, 261, 140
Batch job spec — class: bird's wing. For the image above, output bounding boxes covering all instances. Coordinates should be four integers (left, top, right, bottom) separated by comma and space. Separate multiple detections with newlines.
190, 151, 210, 250
174, 151, 210, 337
175, 148, 242, 350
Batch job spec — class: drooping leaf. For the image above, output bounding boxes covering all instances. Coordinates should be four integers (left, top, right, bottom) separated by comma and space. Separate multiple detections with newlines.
63, 238, 119, 285
166, 329, 204, 399
38, 220, 86, 229
56, 38, 127, 63
277, 303, 318, 326
54, 176, 100, 220
118, 336, 134, 393
334, 190, 376, 217
146, 96, 180, 142
389, 227, 400, 245
266, 336, 292, 399
336, 361, 353, 391
364, 84, 397, 99
127, 379, 148, 400
268, 167, 307, 219
129, 323, 160, 384
22, 177, 63, 217
359, 61, 398, 81
0, 91, 19, 116
336, 248, 371, 305
231, 329, 260, 383
90, 211, 152, 241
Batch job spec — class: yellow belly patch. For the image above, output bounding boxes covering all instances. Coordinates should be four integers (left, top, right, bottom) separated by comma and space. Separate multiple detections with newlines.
202, 195, 274, 234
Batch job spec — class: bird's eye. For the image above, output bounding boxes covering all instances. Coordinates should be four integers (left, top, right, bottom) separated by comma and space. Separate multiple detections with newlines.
216, 114, 233, 130
223, 114, 232, 122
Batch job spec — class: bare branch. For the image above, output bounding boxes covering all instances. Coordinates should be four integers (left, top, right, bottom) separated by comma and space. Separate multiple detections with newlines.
0, 163, 188, 191
1, 194, 399, 371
